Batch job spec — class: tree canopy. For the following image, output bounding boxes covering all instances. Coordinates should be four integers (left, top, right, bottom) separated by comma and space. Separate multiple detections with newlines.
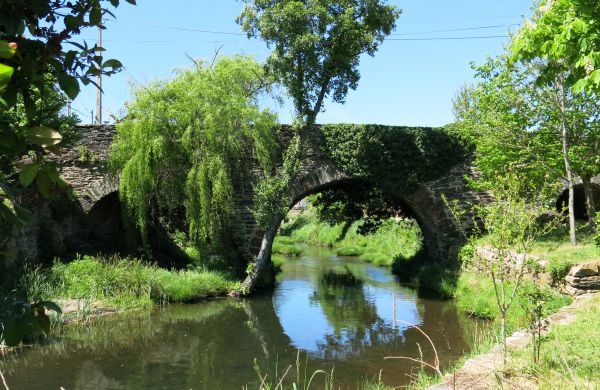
237, 0, 400, 126
110, 56, 278, 250
511, 0, 600, 94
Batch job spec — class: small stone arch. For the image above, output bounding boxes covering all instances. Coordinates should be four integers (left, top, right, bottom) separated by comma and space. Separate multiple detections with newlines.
77, 175, 119, 213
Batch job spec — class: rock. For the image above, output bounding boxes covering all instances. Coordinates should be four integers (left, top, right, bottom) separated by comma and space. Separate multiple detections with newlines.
565, 275, 581, 284
573, 276, 600, 289
569, 262, 600, 278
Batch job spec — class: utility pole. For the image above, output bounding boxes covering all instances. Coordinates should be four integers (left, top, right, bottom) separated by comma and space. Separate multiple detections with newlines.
95, 22, 103, 125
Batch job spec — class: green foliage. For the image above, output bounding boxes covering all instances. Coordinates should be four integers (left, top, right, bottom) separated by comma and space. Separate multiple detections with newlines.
322, 124, 467, 195
283, 208, 422, 267
110, 56, 277, 248
455, 272, 572, 330
547, 258, 574, 283
252, 133, 302, 229
310, 124, 467, 229
50, 255, 235, 305
511, 0, 600, 95
237, 0, 400, 126
0, 0, 133, 234
0, 299, 61, 346
272, 242, 303, 257
508, 295, 600, 387
336, 246, 363, 256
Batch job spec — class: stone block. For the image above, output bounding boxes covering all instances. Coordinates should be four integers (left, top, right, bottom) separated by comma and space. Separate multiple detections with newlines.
569, 262, 600, 278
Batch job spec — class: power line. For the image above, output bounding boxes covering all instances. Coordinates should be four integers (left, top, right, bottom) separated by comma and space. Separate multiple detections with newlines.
107, 19, 246, 36
387, 35, 508, 41
391, 24, 519, 36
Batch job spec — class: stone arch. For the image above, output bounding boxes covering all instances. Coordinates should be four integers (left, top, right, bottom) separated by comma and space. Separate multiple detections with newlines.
78, 190, 127, 255
77, 175, 119, 213
556, 183, 600, 220
240, 160, 481, 292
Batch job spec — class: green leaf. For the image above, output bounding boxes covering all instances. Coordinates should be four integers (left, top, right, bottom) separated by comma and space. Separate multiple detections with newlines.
0, 198, 24, 228
90, 4, 102, 26
43, 165, 61, 184
0, 63, 14, 92
37, 301, 62, 314
1, 319, 23, 347
19, 163, 40, 187
103, 59, 123, 69
35, 171, 53, 198
57, 73, 80, 100
0, 40, 16, 59
13, 203, 33, 223
26, 126, 63, 147
125, 0, 136, 4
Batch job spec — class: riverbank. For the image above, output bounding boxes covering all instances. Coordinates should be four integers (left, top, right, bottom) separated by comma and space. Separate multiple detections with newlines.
20, 255, 237, 313
426, 292, 600, 390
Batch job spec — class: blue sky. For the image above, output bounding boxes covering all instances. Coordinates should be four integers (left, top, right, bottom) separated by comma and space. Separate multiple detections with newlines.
72, 1, 534, 127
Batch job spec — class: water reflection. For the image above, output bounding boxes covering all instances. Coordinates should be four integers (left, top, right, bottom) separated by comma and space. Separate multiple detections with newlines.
1, 247, 486, 389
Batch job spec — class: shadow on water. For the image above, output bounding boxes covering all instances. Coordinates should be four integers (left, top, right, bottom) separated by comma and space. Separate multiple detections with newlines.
1, 246, 488, 389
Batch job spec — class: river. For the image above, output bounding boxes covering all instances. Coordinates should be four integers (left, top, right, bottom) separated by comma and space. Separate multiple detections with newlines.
1, 246, 486, 389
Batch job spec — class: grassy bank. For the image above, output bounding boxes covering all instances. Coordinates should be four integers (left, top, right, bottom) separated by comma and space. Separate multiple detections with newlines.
23, 255, 237, 311
506, 294, 600, 388
279, 209, 422, 267
454, 272, 572, 331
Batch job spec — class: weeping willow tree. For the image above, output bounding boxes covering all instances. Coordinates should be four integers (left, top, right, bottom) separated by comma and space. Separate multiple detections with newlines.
109, 56, 277, 253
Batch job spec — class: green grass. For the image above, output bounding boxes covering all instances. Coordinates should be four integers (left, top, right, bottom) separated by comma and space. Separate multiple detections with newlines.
280, 208, 422, 267
454, 272, 572, 330
507, 295, 600, 389
336, 246, 363, 256
272, 241, 303, 257
42, 255, 236, 310
471, 223, 599, 266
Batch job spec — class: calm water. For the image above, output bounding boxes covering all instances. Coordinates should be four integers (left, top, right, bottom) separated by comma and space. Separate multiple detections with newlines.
1, 247, 485, 389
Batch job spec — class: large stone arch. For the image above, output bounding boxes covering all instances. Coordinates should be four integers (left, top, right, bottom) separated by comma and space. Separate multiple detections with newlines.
238, 154, 485, 292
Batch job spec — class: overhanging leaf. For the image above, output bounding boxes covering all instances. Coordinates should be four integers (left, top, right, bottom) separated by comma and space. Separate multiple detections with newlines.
57, 73, 80, 100
37, 300, 62, 314
0, 40, 16, 59
19, 163, 40, 187
35, 171, 53, 198
26, 126, 63, 147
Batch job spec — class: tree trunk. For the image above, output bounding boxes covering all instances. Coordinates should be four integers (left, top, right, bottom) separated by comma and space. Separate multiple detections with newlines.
582, 176, 597, 232
501, 311, 507, 365
236, 213, 282, 295
560, 90, 577, 246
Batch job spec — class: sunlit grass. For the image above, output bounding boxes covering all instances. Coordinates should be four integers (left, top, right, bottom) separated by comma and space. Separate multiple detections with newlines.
280, 208, 422, 267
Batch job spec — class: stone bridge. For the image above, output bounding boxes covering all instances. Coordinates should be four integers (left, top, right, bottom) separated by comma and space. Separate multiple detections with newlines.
54, 125, 488, 273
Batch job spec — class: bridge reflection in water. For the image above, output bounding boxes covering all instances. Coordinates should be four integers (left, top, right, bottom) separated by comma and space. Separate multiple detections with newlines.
1, 247, 486, 389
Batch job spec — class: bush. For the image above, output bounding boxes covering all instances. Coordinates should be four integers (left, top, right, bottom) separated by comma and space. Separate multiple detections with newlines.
336, 246, 363, 256
50, 256, 234, 307
274, 236, 297, 245
416, 264, 457, 299
361, 252, 391, 266
547, 258, 574, 282
272, 243, 303, 257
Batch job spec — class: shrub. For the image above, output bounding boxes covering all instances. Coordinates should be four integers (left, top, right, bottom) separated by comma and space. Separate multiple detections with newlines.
547, 258, 574, 283
272, 243, 303, 257
361, 252, 392, 266
336, 247, 363, 256
416, 265, 457, 299
50, 256, 234, 306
